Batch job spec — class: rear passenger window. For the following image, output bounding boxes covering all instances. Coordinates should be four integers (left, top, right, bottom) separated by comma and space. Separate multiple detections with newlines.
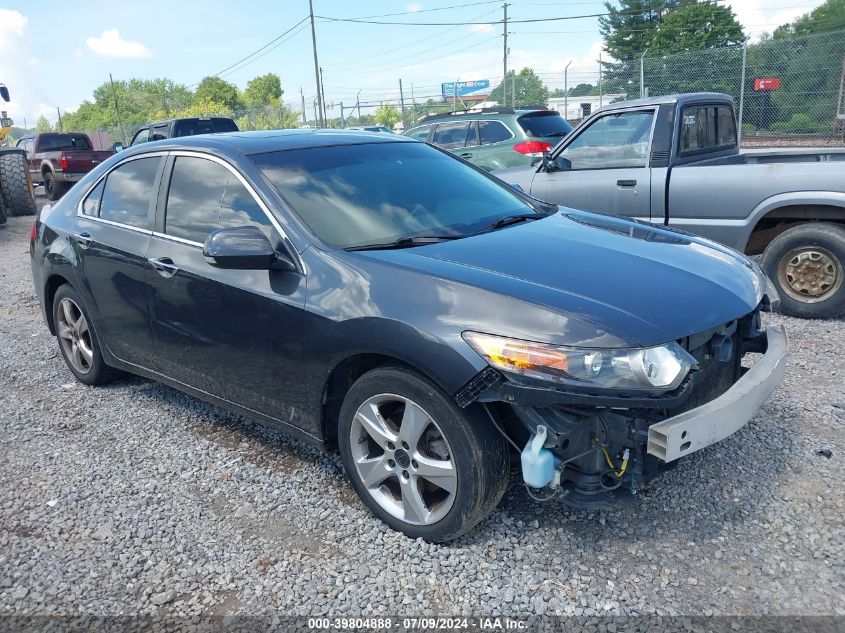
678, 105, 736, 156
432, 122, 470, 149
405, 126, 432, 141
478, 121, 512, 145
81, 180, 104, 216
164, 156, 271, 244
99, 157, 160, 229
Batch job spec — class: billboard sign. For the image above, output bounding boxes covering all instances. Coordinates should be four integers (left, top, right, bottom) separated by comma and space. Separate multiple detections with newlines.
754, 77, 781, 91
441, 79, 490, 99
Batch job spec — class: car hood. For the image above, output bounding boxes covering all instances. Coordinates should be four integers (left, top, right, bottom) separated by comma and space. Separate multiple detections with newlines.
362, 210, 764, 347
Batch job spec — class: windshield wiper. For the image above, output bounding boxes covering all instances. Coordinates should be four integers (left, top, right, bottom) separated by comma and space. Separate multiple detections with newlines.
345, 235, 463, 251
470, 212, 552, 236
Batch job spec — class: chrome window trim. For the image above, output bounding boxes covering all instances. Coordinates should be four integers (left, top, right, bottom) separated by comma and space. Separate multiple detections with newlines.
166, 150, 304, 273
75, 151, 167, 230
75, 149, 304, 273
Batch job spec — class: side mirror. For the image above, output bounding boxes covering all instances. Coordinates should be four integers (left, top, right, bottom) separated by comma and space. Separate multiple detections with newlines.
203, 226, 296, 271
0, 85, 9, 103
112, 142, 124, 152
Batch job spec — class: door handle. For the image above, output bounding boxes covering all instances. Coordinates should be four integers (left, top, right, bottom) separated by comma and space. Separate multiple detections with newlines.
148, 257, 179, 278
617, 179, 637, 187
459, 152, 473, 159
74, 232, 93, 249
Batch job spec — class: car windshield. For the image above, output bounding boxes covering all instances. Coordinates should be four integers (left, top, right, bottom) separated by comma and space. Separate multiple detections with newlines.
252, 141, 536, 249
518, 112, 573, 138
38, 134, 92, 151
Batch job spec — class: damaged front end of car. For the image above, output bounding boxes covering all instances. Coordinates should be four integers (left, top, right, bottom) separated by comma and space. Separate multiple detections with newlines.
456, 305, 788, 510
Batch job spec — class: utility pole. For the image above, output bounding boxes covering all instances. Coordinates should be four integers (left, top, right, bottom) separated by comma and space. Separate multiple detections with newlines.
309, 0, 324, 127
56, 107, 63, 132
639, 49, 648, 98
399, 79, 407, 130
340, 102, 346, 128
313, 99, 319, 126
320, 66, 328, 125
502, 3, 509, 107
737, 39, 748, 146
598, 53, 603, 108
564, 60, 572, 120
356, 90, 362, 122
300, 87, 307, 126
109, 73, 126, 143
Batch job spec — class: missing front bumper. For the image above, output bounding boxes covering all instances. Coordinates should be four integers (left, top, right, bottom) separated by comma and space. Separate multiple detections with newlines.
647, 325, 787, 463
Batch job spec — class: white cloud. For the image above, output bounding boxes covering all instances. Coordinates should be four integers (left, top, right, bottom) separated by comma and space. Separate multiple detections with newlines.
0, 8, 27, 36
724, 0, 826, 40
85, 29, 152, 59
406, 3, 423, 12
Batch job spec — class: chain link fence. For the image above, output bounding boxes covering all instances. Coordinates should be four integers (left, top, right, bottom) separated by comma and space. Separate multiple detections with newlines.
603, 29, 845, 147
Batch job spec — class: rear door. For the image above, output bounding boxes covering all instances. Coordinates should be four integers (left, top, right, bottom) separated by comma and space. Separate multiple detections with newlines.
74, 153, 164, 367
531, 109, 655, 220
145, 152, 307, 419
430, 121, 471, 156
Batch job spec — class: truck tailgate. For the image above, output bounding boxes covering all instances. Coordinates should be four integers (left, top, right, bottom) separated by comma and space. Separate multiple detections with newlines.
62, 151, 112, 173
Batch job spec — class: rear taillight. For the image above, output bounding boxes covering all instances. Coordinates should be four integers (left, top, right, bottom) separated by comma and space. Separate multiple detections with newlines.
30, 222, 37, 242
513, 140, 552, 157
59, 154, 68, 170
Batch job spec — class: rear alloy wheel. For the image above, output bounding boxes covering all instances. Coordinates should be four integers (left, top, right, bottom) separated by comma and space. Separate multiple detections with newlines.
339, 366, 509, 542
52, 285, 120, 385
762, 223, 845, 319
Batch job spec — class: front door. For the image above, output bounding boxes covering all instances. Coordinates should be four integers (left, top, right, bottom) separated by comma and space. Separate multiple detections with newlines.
74, 154, 163, 367
145, 154, 307, 423
531, 109, 655, 221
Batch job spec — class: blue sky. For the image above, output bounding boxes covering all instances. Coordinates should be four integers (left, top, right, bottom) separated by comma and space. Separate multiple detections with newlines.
0, 0, 825, 126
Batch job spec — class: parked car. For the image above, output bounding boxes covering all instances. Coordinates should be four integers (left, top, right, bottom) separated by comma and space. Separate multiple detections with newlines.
403, 107, 572, 171
347, 125, 393, 133
495, 93, 845, 319
127, 116, 239, 148
31, 130, 785, 542
17, 133, 114, 201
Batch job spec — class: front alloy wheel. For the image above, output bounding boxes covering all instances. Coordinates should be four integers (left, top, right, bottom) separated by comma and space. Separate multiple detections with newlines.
350, 394, 457, 526
338, 366, 509, 542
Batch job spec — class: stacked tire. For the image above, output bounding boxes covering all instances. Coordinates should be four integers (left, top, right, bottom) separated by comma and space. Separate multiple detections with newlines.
0, 149, 36, 224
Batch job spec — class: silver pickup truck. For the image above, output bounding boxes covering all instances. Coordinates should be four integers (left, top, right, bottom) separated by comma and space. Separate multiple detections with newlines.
495, 92, 845, 319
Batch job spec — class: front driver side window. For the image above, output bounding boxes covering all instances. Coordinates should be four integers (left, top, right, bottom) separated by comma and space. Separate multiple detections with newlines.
559, 110, 654, 170
164, 156, 272, 245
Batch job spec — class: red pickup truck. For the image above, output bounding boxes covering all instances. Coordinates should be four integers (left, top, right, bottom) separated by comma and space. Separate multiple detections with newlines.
16, 133, 114, 201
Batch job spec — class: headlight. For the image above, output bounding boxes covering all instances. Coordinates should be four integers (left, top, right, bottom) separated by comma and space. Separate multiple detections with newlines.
462, 332, 697, 392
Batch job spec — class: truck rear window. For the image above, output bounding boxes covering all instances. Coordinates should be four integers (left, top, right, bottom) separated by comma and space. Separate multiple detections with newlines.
38, 134, 92, 151
678, 105, 736, 156
172, 118, 239, 137
517, 112, 573, 139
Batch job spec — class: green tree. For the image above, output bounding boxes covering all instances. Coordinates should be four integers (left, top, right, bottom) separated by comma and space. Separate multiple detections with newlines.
166, 97, 233, 119
35, 115, 52, 132
194, 76, 243, 112
243, 73, 283, 108
570, 83, 598, 97
773, 0, 845, 37
374, 104, 401, 128
600, 0, 684, 61
489, 68, 549, 107
651, 2, 744, 54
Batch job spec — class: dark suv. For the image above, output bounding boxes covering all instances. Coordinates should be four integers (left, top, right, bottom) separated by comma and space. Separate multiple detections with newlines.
403, 107, 572, 171
128, 116, 239, 147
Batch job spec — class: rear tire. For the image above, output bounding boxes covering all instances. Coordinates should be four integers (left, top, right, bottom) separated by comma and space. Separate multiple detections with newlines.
338, 366, 509, 542
44, 171, 66, 202
0, 150, 36, 216
52, 284, 121, 386
761, 223, 845, 319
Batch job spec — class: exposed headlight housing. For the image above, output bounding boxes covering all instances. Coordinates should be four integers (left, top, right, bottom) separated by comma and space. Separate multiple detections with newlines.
462, 332, 697, 392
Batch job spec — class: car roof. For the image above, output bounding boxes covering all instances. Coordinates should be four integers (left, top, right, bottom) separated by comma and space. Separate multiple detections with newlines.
596, 92, 733, 112
410, 107, 555, 127
120, 129, 415, 158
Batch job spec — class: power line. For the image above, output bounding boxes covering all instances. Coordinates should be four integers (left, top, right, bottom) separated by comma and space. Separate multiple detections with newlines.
219, 23, 309, 80
190, 16, 309, 86
332, 0, 501, 20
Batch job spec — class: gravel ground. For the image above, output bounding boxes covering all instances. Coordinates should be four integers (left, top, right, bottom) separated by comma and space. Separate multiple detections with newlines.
1, 203, 844, 619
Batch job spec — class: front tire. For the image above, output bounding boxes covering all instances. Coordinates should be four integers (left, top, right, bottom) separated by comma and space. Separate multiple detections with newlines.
338, 366, 509, 542
761, 223, 845, 319
52, 284, 120, 385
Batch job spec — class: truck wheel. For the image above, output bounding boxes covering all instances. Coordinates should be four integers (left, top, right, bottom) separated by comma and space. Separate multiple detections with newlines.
44, 172, 66, 202
0, 150, 37, 216
761, 223, 845, 319
338, 366, 509, 542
